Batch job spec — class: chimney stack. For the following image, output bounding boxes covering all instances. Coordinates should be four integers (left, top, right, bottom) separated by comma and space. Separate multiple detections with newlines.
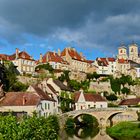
46, 53, 49, 62
53, 51, 56, 56
39, 53, 43, 63
80, 52, 83, 57
23, 96, 27, 105
58, 49, 61, 56
16, 48, 19, 59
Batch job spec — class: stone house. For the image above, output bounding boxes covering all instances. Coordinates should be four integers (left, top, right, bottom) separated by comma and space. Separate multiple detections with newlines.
119, 98, 140, 107
0, 48, 35, 74
0, 88, 56, 117
74, 90, 108, 110
38, 51, 69, 71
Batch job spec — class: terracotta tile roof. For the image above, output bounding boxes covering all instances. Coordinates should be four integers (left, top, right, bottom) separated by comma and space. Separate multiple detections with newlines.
61, 48, 89, 62
31, 85, 56, 101
74, 92, 81, 102
0, 51, 34, 61
108, 57, 116, 62
97, 58, 108, 66
0, 92, 40, 106
53, 80, 72, 91
74, 92, 106, 102
42, 52, 68, 64
47, 84, 58, 94
118, 59, 128, 64
119, 98, 140, 105
84, 93, 106, 102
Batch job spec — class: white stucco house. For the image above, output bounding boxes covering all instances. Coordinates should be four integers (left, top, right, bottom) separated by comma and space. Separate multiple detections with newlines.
0, 86, 56, 117
27, 85, 57, 116
74, 91, 108, 110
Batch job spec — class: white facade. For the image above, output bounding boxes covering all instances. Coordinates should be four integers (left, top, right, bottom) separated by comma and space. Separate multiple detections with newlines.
75, 92, 108, 110
37, 100, 57, 117
136, 68, 140, 78
12, 58, 35, 74
27, 86, 57, 116
108, 61, 116, 75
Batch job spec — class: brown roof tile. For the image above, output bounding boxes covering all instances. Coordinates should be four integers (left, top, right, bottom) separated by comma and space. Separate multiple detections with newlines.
118, 59, 128, 64
42, 52, 68, 64
47, 84, 57, 94
84, 93, 106, 102
119, 98, 140, 105
74, 92, 106, 102
31, 85, 56, 101
0, 92, 40, 106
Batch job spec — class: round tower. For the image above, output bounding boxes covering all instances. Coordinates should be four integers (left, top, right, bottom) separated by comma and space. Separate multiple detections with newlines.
129, 42, 138, 62
118, 44, 128, 59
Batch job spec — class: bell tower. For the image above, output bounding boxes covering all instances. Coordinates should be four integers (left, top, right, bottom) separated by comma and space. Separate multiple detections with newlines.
129, 41, 138, 62
118, 43, 128, 59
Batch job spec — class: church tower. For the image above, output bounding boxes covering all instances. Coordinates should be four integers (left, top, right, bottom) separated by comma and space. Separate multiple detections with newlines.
129, 42, 138, 62
118, 43, 128, 59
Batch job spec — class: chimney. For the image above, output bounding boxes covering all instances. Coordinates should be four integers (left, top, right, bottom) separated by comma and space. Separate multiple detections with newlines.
53, 51, 56, 56
58, 49, 61, 56
46, 53, 49, 62
40, 53, 43, 63
66, 48, 68, 56
16, 48, 19, 59
80, 52, 83, 57
23, 96, 27, 105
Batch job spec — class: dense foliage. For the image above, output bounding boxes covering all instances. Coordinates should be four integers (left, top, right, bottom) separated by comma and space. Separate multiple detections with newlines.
60, 91, 74, 113
35, 63, 54, 73
107, 122, 140, 140
86, 72, 100, 81
0, 114, 59, 140
0, 62, 28, 92
105, 94, 118, 101
109, 75, 136, 95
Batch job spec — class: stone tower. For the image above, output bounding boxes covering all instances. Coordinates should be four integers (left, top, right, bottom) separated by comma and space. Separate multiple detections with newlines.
129, 42, 138, 62
118, 44, 128, 59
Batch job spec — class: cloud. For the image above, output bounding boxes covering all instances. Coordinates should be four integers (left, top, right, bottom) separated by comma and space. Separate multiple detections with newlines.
0, 0, 140, 56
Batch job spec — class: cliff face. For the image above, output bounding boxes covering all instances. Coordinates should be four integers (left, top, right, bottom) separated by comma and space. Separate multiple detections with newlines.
89, 82, 113, 93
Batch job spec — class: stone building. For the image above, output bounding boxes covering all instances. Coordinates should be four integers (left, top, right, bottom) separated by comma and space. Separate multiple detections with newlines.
0, 48, 35, 74
38, 51, 69, 71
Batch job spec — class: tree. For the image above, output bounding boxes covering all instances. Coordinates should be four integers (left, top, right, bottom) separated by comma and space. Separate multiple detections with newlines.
110, 77, 121, 95
68, 80, 81, 91
86, 73, 92, 81
121, 87, 130, 95
92, 72, 100, 81
80, 80, 90, 91
58, 70, 70, 82
119, 74, 130, 87
35, 63, 54, 73
106, 94, 118, 101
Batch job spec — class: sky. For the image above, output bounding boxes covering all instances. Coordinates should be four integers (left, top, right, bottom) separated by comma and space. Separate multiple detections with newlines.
0, 0, 140, 60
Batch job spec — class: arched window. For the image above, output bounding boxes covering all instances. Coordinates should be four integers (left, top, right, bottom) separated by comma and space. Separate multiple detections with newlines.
131, 48, 133, 52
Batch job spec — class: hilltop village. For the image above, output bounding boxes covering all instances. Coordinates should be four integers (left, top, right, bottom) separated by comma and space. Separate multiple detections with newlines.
0, 42, 140, 117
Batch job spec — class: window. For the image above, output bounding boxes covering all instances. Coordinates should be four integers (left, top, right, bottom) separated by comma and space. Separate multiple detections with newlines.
45, 103, 47, 109
48, 104, 50, 110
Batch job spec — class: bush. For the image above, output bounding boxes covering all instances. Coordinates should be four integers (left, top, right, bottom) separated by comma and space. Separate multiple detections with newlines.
10, 81, 28, 92
107, 122, 140, 139
0, 114, 59, 140
106, 94, 118, 101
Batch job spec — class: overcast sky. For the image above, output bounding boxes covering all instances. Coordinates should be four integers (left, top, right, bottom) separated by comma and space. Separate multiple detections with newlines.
0, 0, 140, 60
